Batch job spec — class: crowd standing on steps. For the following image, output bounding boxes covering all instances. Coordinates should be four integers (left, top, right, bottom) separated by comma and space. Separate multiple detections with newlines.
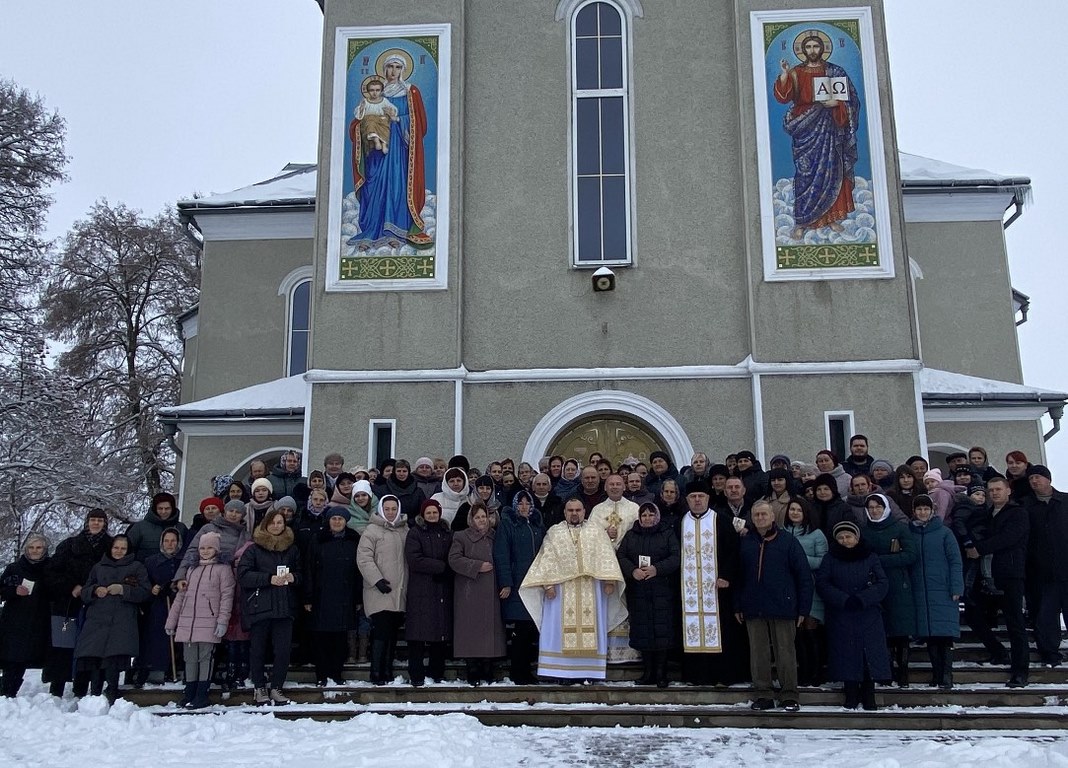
0, 438, 1062, 714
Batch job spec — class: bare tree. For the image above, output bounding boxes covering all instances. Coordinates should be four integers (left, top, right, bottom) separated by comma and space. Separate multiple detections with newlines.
42, 201, 200, 500
0, 79, 67, 356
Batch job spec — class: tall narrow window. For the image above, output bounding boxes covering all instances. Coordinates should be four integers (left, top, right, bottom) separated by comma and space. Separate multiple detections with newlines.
287, 279, 311, 376
368, 419, 397, 471
825, 411, 855, 461
570, 1, 633, 266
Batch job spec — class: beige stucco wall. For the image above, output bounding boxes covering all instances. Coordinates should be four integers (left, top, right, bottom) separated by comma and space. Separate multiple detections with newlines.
925, 419, 1046, 470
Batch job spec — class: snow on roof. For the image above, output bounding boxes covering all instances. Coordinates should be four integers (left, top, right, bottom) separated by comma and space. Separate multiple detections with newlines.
159, 375, 308, 418
920, 368, 1066, 402
898, 152, 1030, 188
180, 154, 1029, 210
179, 164, 317, 210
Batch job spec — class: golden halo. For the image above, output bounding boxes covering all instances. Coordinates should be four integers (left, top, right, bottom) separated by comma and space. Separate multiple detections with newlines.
792, 29, 833, 61
375, 48, 415, 80
360, 74, 386, 95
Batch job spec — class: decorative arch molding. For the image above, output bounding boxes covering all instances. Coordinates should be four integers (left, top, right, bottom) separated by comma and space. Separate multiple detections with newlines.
554, 0, 643, 21
522, 389, 693, 466
228, 445, 302, 479
277, 265, 313, 297
926, 441, 969, 456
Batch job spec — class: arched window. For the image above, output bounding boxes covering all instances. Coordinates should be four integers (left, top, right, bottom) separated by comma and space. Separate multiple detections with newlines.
279, 266, 313, 376
567, 0, 637, 266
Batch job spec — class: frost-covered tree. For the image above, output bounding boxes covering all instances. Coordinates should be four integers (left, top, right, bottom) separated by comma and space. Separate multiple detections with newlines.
0, 79, 67, 357
42, 201, 200, 500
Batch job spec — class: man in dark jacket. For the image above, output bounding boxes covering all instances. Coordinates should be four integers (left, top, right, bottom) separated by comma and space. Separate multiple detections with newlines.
734, 451, 769, 505
530, 473, 564, 529
126, 493, 189, 562
841, 434, 876, 477
1023, 465, 1068, 667
966, 476, 1030, 687
735, 501, 813, 712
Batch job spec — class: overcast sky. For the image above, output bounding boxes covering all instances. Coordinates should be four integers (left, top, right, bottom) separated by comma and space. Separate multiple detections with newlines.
2, 1, 1064, 473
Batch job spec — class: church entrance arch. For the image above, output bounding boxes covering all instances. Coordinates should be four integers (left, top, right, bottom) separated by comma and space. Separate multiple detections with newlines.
522, 390, 694, 468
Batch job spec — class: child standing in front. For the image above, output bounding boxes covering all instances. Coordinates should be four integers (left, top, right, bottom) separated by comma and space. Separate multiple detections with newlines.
165, 531, 235, 709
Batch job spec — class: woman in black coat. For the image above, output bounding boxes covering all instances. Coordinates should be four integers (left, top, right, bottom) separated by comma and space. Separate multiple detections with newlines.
617, 503, 681, 688
135, 527, 183, 685
0, 534, 52, 697
238, 509, 301, 705
73, 535, 151, 703
302, 507, 361, 686
493, 491, 544, 684
43, 508, 112, 697
815, 520, 891, 711
404, 499, 453, 686
812, 473, 858, 538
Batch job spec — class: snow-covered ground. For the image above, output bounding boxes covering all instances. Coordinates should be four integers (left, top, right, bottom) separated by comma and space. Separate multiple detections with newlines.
2, 681, 1067, 768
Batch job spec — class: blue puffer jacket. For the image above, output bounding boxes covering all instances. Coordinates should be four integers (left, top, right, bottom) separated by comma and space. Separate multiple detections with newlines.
908, 516, 963, 638
493, 496, 545, 621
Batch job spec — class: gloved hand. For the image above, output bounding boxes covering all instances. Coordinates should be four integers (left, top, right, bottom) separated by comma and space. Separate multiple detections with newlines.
214, 623, 227, 638
375, 579, 392, 594
844, 595, 863, 611
165, 627, 176, 636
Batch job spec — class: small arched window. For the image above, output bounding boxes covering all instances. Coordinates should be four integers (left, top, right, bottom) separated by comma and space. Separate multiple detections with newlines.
287, 278, 311, 376
567, 0, 636, 266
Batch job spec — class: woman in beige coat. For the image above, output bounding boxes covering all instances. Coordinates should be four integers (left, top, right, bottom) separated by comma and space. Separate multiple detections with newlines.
356, 495, 409, 684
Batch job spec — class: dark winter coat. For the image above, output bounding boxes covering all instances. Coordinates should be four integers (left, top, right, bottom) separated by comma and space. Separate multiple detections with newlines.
237, 527, 302, 626
908, 517, 963, 638
1025, 490, 1068, 582
493, 505, 545, 622
165, 560, 235, 644
303, 526, 362, 632
863, 515, 918, 637
142, 538, 182, 671
126, 509, 188, 563
0, 555, 52, 665
815, 542, 891, 682
736, 462, 769, 506
449, 526, 506, 658
616, 520, 680, 650
269, 464, 306, 501
973, 501, 1029, 583
534, 494, 565, 530
46, 530, 113, 617
842, 454, 876, 478
404, 516, 453, 642
814, 497, 859, 539
950, 498, 990, 548
75, 553, 151, 659
735, 526, 813, 620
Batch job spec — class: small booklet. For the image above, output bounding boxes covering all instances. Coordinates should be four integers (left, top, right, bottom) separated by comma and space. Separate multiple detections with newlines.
638, 556, 651, 568
813, 76, 849, 101
276, 566, 290, 578
21, 579, 34, 594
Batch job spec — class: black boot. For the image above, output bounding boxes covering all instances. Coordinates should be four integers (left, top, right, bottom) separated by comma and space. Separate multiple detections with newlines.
178, 681, 196, 707
861, 677, 877, 711
89, 670, 105, 697
939, 645, 954, 690
637, 652, 656, 685
655, 651, 669, 689
926, 642, 943, 686
893, 641, 910, 688
466, 660, 480, 687
369, 637, 389, 685
843, 681, 861, 709
185, 681, 211, 710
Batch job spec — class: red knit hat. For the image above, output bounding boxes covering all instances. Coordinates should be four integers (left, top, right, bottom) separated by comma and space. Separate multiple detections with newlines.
200, 497, 225, 514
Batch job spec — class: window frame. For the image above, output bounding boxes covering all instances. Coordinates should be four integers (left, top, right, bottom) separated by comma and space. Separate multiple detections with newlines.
367, 418, 397, 471
567, 0, 637, 268
279, 267, 313, 377
824, 410, 856, 462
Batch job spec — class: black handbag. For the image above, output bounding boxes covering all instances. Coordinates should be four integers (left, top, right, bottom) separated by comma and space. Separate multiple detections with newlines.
51, 610, 77, 649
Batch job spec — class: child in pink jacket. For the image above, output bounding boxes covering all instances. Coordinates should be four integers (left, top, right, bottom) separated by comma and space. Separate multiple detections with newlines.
166, 532, 235, 709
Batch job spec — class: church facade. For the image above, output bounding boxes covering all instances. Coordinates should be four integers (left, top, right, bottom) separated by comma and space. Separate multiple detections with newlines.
162, 0, 1063, 518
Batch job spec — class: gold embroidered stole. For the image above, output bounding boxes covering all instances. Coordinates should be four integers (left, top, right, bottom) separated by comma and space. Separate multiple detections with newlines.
681, 512, 722, 652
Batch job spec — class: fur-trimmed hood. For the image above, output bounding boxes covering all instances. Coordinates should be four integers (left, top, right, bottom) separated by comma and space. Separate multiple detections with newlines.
253, 525, 295, 552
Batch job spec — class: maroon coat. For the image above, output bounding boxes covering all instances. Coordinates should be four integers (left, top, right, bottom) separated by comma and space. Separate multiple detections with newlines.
166, 560, 235, 644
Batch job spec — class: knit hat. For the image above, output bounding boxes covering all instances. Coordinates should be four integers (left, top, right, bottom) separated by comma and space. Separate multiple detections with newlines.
198, 531, 221, 552
735, 450, 757, 462
251, 478, 273, 496
420, 499, 443, 517
708, 463, 730, 480
448, 454, 471, 471
649, 450, 670, 465
912, 494, 934, 509
326, 505, 351, 522
923, 469, 943, 482
945, 451, 968, 464
273, 496, 297, 511
905, 455, 928, 467
414, 457, 434, 471
967, 484, 986, 497
352, 479, 373, 498
813, 473, 840, 497
870, 459, 894, 474
223, 499, 246, 515
832, 520, 860, 539
1027, 464, 1053, 481
212, 474, 235, 498
769, 454, 791, 468
199, 497, 224, 514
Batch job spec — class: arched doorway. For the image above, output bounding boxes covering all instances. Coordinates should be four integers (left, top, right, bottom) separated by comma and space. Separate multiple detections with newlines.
547, 414, 666, 468
522, 390, 693, 467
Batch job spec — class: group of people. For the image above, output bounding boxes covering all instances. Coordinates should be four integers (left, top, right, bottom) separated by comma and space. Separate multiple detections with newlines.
0, 439, 1062, 714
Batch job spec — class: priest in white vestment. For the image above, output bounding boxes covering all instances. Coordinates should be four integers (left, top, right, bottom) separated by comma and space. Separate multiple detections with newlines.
588, 474, 641, 663
520, 497, 627, 680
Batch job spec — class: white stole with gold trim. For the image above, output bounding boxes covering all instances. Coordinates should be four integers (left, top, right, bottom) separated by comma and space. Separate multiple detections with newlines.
681, 511, 722, 653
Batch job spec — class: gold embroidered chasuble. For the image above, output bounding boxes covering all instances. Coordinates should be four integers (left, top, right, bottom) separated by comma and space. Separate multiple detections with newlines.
519, 521, 626, 655
681, 511, 723, 653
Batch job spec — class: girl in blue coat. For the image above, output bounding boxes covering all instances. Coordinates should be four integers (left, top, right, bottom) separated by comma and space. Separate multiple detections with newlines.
816, 521, 890, 710
908, 494, 964, 689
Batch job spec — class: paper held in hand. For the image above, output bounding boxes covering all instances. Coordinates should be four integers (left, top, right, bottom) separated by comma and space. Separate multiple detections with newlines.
21, 579, 34, 594
638, 555, 651, 568
813, 76, 849, 101
276, 566, 290, 578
